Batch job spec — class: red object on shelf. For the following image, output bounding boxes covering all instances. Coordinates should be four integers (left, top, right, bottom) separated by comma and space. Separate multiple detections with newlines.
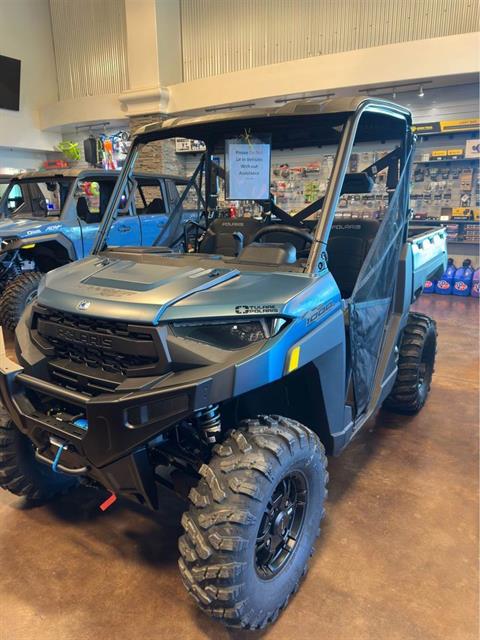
42, 160, 69, 170
229, 206, 237, 218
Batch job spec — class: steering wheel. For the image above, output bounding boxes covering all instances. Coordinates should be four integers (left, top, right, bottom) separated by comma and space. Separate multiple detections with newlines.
251, 224, 313, 245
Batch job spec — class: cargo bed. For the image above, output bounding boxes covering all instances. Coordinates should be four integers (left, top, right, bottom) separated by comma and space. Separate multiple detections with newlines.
408, 224, 447, 298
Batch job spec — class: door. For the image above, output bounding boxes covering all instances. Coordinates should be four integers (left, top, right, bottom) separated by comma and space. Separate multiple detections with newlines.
348, 155, 412, 415
136, 178, 169, 246
108, 214, 140, 248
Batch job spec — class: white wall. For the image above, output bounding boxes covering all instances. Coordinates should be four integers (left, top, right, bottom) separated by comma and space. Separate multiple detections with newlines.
0, 148, 52, 172
180, 0, 479, 81
0, 0, 60, 153
168, 33, 480, 114
50, 0, 128, 101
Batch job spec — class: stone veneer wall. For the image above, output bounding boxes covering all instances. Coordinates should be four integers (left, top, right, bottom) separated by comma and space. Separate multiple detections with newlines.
128, 114, 187, 177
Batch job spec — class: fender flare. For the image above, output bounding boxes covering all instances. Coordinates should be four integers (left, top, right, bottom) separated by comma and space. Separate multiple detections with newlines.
0, 233, 77, 261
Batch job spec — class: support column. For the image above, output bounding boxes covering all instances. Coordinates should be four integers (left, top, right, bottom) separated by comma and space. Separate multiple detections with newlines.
121, 0, 182, 115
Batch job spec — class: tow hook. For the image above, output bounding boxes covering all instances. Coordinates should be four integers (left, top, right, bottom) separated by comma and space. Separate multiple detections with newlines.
51, 440, 67, 473
35, 436, 88, 476
99, 493, 117, 512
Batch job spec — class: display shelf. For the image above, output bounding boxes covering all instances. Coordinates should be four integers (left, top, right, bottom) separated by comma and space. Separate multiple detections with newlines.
414, 158, 478, 165
410, 219, 480, 225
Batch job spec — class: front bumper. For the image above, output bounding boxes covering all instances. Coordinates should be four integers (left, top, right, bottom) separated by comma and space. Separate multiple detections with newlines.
0, 331, 213, 507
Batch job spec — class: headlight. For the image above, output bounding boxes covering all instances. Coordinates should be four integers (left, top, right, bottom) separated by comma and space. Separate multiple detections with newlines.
171, 318, 280, 350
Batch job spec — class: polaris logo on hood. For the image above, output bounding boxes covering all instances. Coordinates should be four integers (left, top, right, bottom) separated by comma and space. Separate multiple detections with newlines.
77, 300, 91, 311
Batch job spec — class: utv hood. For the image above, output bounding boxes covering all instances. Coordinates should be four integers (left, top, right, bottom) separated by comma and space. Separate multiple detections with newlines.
37, 255, 319, 324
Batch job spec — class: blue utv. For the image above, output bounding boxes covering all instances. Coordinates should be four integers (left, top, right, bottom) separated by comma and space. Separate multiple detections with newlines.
0, 97, 447, 629
0, 169, 198, 329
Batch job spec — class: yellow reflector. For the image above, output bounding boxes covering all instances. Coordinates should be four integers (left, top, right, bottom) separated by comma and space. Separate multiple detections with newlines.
22, 244, 35, 249
288, 346, 300, 373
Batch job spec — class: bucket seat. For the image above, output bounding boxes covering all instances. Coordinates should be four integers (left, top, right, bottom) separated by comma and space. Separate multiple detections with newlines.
327, 218, 380, 298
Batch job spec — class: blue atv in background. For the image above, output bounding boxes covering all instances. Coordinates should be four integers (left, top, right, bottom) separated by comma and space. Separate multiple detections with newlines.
0, 169, 199, 330
0, 98, 447, 629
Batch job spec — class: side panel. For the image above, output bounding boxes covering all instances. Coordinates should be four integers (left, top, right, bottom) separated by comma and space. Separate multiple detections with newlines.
234, 305, 348, 439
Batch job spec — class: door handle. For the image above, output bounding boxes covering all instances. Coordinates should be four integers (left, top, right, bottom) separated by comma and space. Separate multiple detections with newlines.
118, 224, 131, 232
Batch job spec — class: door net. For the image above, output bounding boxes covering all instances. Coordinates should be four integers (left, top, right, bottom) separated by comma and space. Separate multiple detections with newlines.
349, 151, 413, 415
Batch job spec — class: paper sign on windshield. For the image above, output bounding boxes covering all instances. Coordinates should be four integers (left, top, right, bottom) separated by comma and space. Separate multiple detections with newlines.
226, 137, 271, 200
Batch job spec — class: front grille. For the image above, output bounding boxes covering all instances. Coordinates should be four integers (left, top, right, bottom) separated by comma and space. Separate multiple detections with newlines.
32, 306, 167, 382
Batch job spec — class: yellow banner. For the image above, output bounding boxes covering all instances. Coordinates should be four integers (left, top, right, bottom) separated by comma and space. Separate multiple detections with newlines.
440, 119, 480, 133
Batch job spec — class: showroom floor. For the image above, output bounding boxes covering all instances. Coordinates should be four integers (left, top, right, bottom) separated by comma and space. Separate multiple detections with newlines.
0, 295, 477, 640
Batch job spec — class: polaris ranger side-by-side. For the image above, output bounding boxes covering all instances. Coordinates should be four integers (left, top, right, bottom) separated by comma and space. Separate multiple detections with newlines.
0, 169, 199, 329
0, 98, 446, 629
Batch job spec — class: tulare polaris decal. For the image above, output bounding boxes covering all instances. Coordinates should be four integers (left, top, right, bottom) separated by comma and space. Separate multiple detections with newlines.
23, 225, 61, 237
235, 304, 280, 315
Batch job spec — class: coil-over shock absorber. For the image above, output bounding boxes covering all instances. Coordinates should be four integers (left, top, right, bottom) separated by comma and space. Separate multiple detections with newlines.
5, 259, 22, 282
195, 404, 221, 444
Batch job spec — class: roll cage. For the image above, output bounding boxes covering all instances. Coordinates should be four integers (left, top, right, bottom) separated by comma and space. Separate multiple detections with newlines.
93, 97, 413, 272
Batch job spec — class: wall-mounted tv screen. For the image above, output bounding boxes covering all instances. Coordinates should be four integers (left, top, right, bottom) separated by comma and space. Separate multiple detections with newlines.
0, 55, 21, 111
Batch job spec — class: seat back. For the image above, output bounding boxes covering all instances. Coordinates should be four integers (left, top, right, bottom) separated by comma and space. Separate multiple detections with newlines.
327, 218, 380, 298
143, 197, 165, 214
76, 196, 100, 224
199, 217, 264, 256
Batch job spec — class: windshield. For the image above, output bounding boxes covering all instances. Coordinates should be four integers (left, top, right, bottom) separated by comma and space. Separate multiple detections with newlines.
95, 109, 407, 272
4, 178, 74, 217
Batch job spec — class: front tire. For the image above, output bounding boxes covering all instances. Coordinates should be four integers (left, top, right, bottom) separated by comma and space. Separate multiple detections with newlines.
0, 271, 43, 332
178, 415, 328, 629
0, 409, 77, 501
383, 312, 437, 414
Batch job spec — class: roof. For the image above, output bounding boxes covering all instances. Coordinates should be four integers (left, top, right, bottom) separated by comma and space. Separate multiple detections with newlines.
134, 96, 412, 136
11, 168, 189, 184
15, 168, 120, 180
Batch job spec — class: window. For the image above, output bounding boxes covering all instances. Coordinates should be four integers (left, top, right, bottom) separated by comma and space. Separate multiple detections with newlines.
75, 178, 115, 224
5, 183, 23, 212
136, 181, 166, 215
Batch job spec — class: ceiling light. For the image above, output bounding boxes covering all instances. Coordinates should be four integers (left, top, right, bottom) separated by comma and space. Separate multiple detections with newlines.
274, 92, 334, 104
205, 102, 256, 113
418, 86, 424, 97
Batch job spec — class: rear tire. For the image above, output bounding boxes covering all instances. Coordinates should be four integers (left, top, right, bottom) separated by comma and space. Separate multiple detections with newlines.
178, 415, 328, 629
383, 312, 437, 414
0, 271, 42, 331
0, 407, 77, 501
